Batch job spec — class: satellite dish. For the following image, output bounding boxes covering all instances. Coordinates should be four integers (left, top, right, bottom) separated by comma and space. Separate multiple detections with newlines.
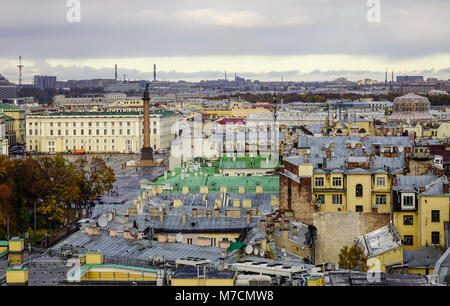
176, 233, 183, 243
97, 215, 108, 227
281, 248, 286, 253
245, 245, 253, 255
130, 228, 139, 238
253, 248, 259, 256
260, 250, 265, 257
106, 213, 113, 222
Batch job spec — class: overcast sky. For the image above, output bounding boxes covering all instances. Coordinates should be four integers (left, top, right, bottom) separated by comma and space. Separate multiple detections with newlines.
1, 0, 450, 82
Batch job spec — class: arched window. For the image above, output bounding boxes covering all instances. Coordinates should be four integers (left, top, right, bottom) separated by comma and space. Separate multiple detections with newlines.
359, 128, 366, 133
356, 184, 363, 197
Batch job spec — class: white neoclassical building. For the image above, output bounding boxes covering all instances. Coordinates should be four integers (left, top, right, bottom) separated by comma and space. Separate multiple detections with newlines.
26, 110, 177, 154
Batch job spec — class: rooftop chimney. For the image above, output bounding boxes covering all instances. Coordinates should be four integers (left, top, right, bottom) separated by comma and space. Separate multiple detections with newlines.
260, 219, 266, 231
444, 183, 449, 194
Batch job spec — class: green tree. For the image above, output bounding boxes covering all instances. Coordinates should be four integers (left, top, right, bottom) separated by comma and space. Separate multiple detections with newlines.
338, 245, 368, 271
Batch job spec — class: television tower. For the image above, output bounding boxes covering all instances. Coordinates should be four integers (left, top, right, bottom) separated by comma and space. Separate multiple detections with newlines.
153, 64, 156, 82
115, 64, 117, 80
17, 56, 24, 88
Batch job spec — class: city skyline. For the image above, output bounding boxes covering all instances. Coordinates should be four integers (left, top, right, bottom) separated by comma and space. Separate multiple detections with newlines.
1, 0, 450, 82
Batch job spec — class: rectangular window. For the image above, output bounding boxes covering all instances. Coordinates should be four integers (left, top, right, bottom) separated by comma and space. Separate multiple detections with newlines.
402, 194, 415, 209
376, 177, 386, 186
332, 177, 342, 186
332, 194, 342, 205
403, 215, 413, 225
355, 205, 363, 212
73, 130, 76, 136
50, 130, 53, 136
431, 210, 440, 223
431, 232, 440, 244
315, 177, 324, 187
29, 129, 32, 135
317, 194, 325, 204
153, 128, 157, 134
376, 195, 387, 205
403, 235, 414, 246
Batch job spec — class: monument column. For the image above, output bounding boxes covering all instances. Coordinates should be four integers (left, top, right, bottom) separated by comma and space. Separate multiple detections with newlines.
141, 83, 153, 161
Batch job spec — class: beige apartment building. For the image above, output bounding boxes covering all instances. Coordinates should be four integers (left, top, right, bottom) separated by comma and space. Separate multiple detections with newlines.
26, 110, 177, 153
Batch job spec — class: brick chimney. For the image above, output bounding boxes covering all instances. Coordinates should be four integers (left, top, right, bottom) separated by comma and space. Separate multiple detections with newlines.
192, 208, 197, 217
260, 219, 266, 231
444, 183, 449, 194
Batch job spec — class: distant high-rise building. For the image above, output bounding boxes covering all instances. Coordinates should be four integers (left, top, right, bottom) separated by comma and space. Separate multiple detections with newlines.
34, 75, 57, 89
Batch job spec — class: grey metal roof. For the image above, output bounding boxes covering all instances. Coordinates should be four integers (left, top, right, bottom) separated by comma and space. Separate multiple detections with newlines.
51, 231, 225, 264
356, 224, 402, 258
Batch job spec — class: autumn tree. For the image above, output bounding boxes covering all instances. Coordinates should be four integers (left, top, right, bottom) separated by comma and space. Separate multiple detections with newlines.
37, 154, 80, 223
74, 156, 116, 208
338, 245, 368, 272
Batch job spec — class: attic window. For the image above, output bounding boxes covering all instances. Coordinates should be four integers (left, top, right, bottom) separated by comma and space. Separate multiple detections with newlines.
191, 221, 196, 227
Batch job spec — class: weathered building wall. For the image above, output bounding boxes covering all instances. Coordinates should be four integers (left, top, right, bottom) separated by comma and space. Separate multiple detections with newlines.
313, 212, 390, 264
279, 173, 315, 225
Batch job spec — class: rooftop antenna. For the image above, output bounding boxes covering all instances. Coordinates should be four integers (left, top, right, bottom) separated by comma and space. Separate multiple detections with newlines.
17, 56, 24, 89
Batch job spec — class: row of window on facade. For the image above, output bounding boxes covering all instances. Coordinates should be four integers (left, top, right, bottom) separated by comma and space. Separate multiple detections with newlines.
29, 121, 158, 127
28, 128, 158, 136
316, 194, 387, 206
403, 232, 441, 246
314, 177, 386, 188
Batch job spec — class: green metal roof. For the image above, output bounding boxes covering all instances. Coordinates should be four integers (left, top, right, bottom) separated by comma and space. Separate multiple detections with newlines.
227, 242, 244, 252
0, 241, 9, 246
0, 104, 21, 111
30, 110, 176, 117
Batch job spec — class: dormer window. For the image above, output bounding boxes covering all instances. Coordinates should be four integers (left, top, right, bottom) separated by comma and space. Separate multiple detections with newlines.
376, 177, 386, 186
401, 193, 415, 210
